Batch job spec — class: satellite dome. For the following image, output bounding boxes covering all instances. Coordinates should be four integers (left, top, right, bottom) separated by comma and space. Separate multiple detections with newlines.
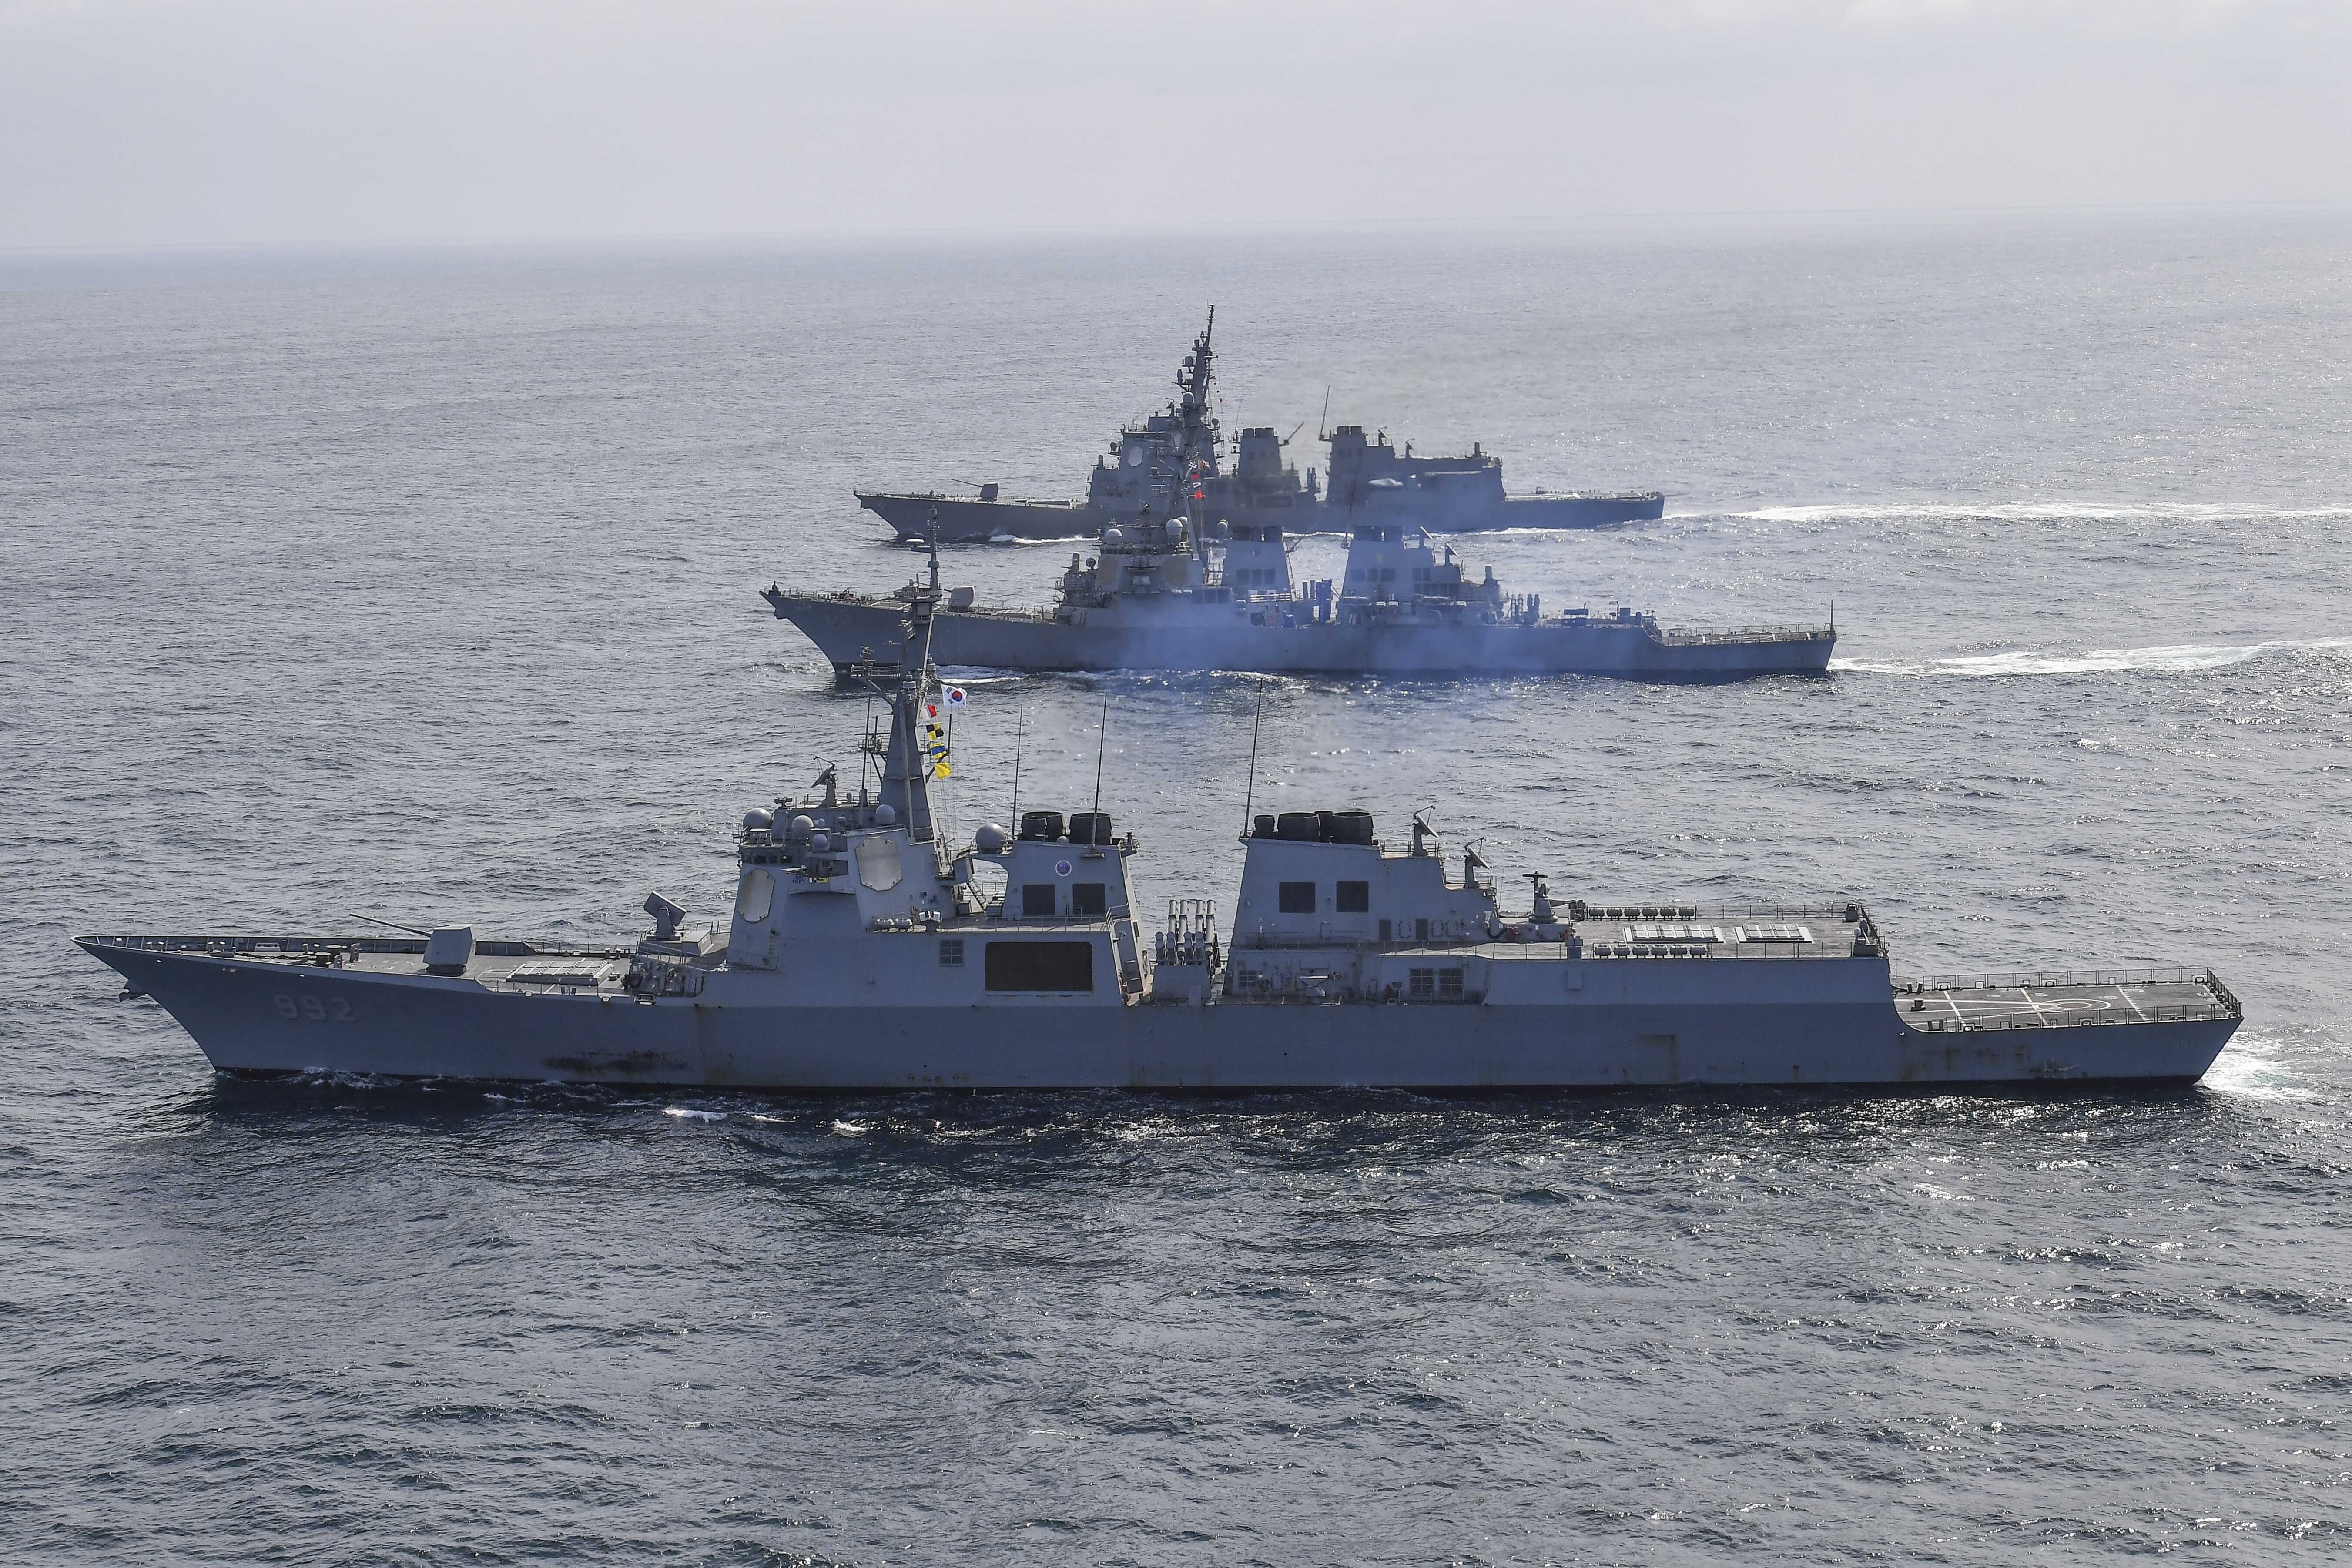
974, 823, 1008, 853
788, 814, 815, 837
1101, 527, 1126, 549
874, 804, 897, 826
742, 808, 773, 833
808, 831, 830, 853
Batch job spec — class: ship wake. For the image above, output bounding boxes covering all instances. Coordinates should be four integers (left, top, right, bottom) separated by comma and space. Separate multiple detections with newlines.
1832, 635, 2352, 678
1733, 502, 2352, 525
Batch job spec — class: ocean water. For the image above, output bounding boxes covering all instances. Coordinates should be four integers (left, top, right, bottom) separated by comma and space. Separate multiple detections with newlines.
3, 211, 2350, 1563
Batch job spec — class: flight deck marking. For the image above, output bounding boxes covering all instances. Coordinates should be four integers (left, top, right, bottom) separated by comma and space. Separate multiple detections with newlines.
2116, 984, 2148, 1022
2018, 986, 2050, 1026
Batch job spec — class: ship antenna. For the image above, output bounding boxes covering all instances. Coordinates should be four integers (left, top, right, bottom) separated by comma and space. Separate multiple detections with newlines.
1240, 678, 1265, 839
1089, 690, 1110, 818
1009, 706, 1025, 829
1317, 387, 1330, 441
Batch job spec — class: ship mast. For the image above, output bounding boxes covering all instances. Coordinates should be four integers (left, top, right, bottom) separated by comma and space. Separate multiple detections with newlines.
1157, 307, 1221, 540
876, 518, 944, 842
1177, 307, 1218, 479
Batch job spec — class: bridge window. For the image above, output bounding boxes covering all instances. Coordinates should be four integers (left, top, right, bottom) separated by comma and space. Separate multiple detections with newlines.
1336, 881, 1370, 913
985, 941, 1093, 992
1438, 968, 1464, 1000
938, 938, 965, 968
1379, 918, 1393, 942
1408, 968, 1434, 1000
1071, 883, 1107, 918
1022, 885, 1057, 918
1278, 881, 1316, 914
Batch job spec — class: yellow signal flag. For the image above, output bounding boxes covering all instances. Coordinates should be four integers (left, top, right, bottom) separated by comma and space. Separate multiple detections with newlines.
931, 760, 952, 779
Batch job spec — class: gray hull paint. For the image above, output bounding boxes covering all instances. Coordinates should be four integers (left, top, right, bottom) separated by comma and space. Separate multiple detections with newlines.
771, 595, 1835, 677
858, 493, 1102, 543
857, 491, 1667, 544
86, 944, 2231, 1091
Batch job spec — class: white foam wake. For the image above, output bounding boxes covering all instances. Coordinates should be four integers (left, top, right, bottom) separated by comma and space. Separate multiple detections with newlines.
2201, 1032, 2318, 1103
1831, 635, 2352, 678
1732, 501, 2352, 524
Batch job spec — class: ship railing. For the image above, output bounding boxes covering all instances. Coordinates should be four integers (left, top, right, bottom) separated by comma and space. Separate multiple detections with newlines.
1650, 624, 1834, 646
1235, 937, 1411, 951
1229, 933, 1868, 959
1581, 901, 1861, 922
979, 905, 1133, 925
1892, 967, 2241, 1031
1578, 941, 1868, 961
81, 934, 632, 959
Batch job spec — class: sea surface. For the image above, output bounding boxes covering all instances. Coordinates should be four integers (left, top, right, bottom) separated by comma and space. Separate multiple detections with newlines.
3, 211, 2349, 1564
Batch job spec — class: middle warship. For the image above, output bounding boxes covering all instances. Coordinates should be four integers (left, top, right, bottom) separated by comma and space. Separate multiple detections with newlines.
766, 509, 1835, 678
78, 539, 2241, 1089
856, 312, 1666, 543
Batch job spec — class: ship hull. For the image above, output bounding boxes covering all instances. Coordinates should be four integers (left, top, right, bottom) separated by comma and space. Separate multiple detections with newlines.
858, 492, 1102, 542
1309, 492, 1667, 533
79, 941, 2235, 1092
767, 593, 1834, 678
857, 490, 1667, 543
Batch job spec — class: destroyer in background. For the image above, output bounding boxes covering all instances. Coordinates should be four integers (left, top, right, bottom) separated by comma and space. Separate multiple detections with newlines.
770, 509, 1833, 677
82, 549, 2236, 1090
856, 312, 1665, 543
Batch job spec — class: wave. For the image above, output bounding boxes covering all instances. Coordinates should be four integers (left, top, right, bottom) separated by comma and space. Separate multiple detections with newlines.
2201, 1033, 2318, 1103
1731, 502, 2352, 524
1832, 635, 2352, 678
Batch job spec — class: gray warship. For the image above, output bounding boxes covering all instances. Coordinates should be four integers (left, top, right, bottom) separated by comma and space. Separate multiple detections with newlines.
857, 312, 1665, 544
768, 507, 1834, 677
80, 551, 2238, 1090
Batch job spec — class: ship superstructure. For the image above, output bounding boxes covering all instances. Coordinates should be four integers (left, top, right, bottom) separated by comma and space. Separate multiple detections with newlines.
80, 542, 2238, 1091
1079, 311, 1221, 525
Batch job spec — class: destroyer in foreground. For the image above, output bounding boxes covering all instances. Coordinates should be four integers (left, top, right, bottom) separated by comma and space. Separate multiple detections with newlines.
857, 312, 1664, 543
81, 556, 2237, 1090
770, 510, 1833, 678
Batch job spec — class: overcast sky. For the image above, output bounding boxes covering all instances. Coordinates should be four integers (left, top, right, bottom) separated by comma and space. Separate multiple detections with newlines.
4, 0, 2349, 250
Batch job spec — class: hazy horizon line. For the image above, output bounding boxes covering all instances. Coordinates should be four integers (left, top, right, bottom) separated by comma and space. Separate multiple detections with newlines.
7, 197, 2349, 266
